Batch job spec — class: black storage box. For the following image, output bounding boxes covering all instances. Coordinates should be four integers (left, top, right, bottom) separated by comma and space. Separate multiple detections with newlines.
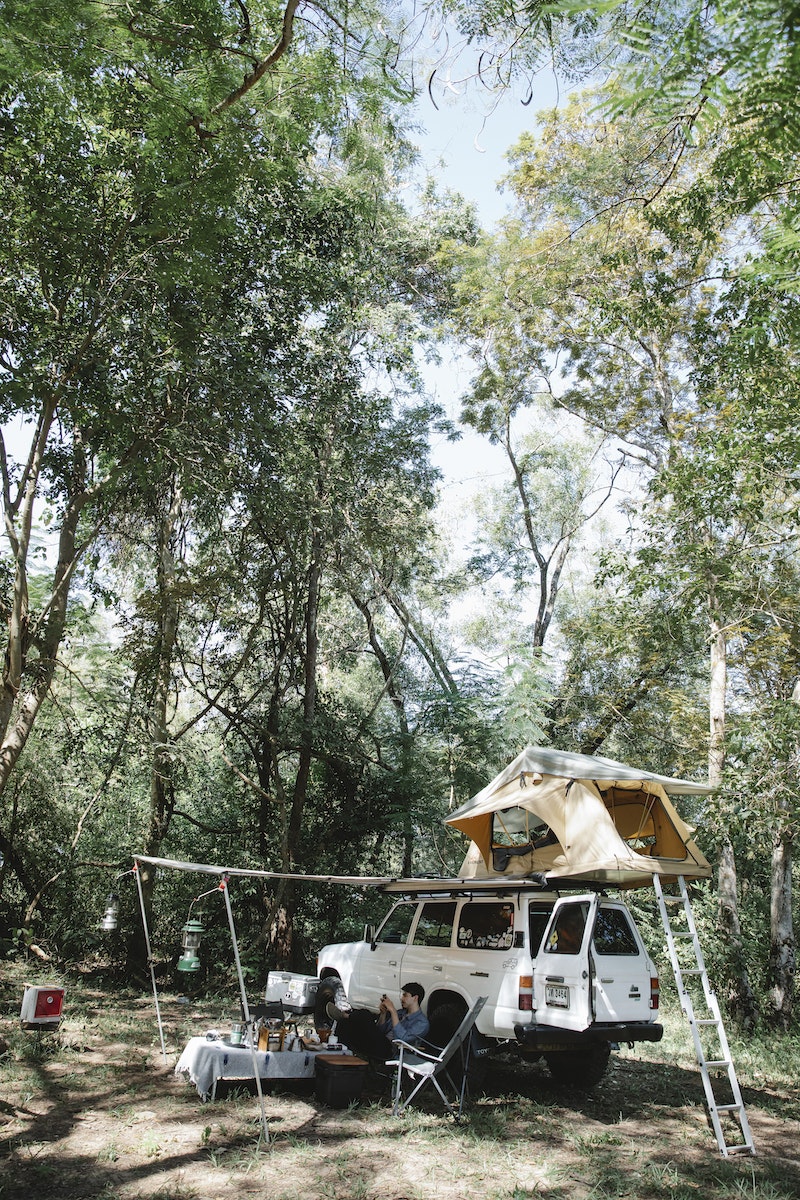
314, 1054, 367, 1108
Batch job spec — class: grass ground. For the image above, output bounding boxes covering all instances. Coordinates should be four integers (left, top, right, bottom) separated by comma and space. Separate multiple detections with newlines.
1, 959, 798, 1200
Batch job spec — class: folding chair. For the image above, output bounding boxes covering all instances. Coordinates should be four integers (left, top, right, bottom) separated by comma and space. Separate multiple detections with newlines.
387, 996, 487, 1118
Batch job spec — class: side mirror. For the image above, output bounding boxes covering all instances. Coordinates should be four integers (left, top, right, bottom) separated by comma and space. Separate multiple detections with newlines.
364, 924, 376, 949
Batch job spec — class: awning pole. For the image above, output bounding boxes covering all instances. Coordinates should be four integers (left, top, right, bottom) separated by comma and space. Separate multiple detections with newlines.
134, 862, 168, 1065
221, 875, 269, 1146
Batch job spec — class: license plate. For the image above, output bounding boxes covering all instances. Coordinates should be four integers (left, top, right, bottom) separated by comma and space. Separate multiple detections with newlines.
545, 984, 570, 1009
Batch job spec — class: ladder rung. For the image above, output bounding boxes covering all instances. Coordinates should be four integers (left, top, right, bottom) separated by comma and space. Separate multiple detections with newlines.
657, 874, 755, 1158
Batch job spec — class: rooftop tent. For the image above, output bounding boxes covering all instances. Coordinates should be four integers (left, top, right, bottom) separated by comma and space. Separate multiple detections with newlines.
446, 746, 713, 888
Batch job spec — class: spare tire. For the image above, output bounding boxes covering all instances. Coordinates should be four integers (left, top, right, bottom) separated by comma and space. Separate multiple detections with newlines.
314, 974, 348, 1030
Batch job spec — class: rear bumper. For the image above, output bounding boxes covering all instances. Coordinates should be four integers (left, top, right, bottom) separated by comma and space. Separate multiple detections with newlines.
514, 1020, 663, 1047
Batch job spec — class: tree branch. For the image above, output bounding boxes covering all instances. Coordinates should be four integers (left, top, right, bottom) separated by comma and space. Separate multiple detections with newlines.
206, 0, 301, 125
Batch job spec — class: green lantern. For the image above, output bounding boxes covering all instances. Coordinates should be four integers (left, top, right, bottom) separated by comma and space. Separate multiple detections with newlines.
177, 917, 204, 972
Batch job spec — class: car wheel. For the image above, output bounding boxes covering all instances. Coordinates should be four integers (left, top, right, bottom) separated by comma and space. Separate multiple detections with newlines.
544, 1041, 611, 1087
314, 974, 347, 1030
426, 1001, 487, 1091
426, 1001, 465, 1050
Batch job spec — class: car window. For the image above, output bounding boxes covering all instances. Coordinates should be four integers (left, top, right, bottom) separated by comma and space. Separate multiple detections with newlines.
529, 903, 553, 955
546, 903, 588, 955
593, 908, 640, 956
457, 902, 515, 950
412, 902, 457, 948
376, 903, 415, 945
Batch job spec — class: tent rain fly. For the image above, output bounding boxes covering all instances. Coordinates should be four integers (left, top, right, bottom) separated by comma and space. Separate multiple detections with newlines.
446, 746, 713, 889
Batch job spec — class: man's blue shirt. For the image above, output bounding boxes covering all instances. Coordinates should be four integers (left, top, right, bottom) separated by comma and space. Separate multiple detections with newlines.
379, 1007, 429, 1046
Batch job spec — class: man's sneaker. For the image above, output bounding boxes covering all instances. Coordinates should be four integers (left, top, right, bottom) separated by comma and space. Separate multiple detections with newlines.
326, 1001, 351, 1022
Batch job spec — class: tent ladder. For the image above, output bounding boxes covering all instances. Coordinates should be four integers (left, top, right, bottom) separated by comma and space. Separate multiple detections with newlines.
653, 874, 754, 1158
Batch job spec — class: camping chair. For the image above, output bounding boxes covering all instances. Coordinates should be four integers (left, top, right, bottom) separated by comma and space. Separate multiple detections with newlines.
387, 996, 487, 1118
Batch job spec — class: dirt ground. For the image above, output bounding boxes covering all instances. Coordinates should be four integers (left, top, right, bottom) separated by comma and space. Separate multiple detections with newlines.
1, 968, 799, 1200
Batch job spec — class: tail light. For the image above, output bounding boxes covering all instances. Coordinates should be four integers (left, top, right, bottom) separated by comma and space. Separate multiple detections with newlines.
650, 975, 660, 1010
519, 974, 533, 1011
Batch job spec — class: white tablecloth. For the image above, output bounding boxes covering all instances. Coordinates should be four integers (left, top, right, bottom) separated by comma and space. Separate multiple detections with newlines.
174, 1036, 348, 1100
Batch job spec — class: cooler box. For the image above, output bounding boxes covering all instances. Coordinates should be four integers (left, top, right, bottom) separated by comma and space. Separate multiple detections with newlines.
20, 984, 65, 1030
266, 971, 319, 1014
314, 1053, 367, 1108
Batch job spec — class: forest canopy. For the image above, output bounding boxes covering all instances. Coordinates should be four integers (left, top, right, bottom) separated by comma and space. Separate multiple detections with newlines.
0, 0, 797, 1031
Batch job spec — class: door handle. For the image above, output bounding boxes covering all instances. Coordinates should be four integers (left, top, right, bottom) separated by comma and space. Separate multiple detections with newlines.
433, 964, 443, 971
388, 959, 397, 966
470, 971, 489, 977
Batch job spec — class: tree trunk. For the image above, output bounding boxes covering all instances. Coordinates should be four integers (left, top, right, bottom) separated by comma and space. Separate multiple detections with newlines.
709, 603, 758, 1028
0, 397, 58, 747
767, 825, 794, 1029
129, 486, 183, 974
352, 594, 415, 873
277, 512, 324, 969
0, 430, 87, 796
289, 525, 322, 870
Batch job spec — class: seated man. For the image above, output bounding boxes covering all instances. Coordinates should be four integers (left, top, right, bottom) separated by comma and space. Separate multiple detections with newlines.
327, 982, 429, 1061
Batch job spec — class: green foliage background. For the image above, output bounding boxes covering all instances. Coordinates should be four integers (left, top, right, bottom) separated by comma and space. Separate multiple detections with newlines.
0, 0, 797, 1030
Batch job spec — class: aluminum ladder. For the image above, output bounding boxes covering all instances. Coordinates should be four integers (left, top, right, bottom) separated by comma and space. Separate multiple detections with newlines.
653, 874, 755, 1157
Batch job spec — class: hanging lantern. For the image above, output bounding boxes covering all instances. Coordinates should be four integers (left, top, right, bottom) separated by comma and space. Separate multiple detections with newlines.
177, 917, 204, 972
100, 893, 120, 932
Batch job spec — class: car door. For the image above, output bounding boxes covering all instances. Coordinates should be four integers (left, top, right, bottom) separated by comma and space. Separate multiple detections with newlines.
533, 894, 599, 1033
445, 899, 518, 1034
591, 903, 652, 1023
351, 901, 416, 1010
397, 900, 458, 1000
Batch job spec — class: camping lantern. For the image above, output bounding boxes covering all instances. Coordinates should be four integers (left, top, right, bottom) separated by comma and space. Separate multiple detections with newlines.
100, 893, 120, 932
177, 916, 204, 972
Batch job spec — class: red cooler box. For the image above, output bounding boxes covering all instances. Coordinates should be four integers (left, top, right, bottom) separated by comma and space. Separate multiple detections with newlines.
20, 984, 65, 1030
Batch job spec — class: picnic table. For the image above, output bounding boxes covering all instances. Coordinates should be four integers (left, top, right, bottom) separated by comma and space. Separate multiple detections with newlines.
175, 1035, 349, 1100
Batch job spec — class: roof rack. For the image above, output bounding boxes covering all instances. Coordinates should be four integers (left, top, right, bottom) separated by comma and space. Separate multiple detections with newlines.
378, 873, 551, 897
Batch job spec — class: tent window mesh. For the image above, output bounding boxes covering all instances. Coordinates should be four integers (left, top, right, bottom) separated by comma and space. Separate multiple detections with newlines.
492, 806, 556, 850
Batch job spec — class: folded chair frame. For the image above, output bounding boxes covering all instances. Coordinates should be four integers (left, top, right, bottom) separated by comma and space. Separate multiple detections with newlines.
387, 996, 488, 1118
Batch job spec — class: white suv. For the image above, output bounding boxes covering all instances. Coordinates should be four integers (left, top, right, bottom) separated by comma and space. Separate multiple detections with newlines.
316, 883, 662, 1086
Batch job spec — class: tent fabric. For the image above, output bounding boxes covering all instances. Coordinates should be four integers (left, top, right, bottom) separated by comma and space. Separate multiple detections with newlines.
446, 747, 713, 889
